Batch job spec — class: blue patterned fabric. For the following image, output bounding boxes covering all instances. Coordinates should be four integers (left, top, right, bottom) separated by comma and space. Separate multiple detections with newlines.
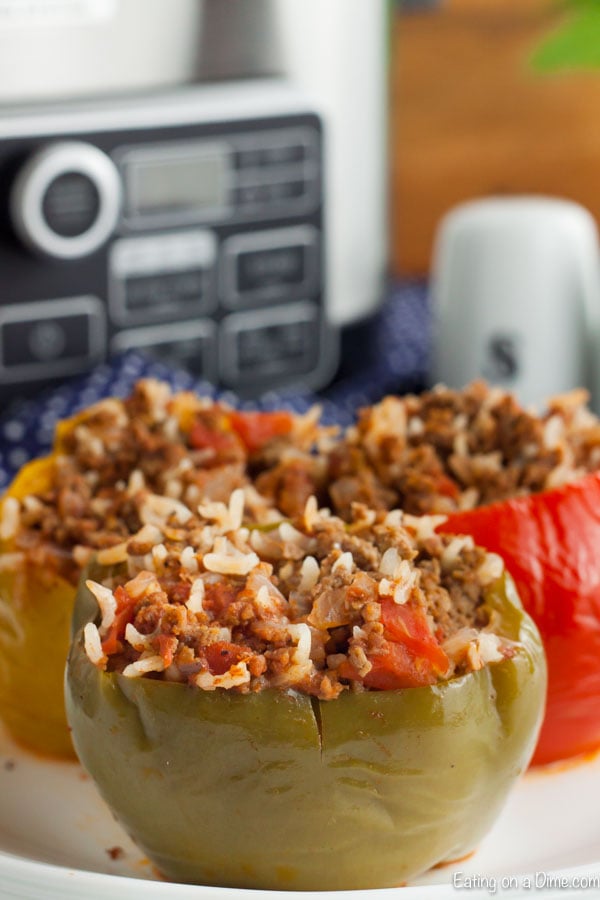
0, 281, 429, 489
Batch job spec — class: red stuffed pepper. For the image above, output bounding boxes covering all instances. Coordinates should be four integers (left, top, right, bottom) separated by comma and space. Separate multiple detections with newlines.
324, 381, 600, 765
439, 473, 600, 765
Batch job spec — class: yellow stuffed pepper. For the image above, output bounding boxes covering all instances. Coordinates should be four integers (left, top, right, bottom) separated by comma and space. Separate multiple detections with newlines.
0, 379, 318, 757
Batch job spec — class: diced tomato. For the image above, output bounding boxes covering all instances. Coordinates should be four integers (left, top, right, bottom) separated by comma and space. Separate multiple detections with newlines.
434, 473, 460, 499
228, 410, 294, 454
156, 633, 176, 669
188, 420, 241, 457
364, 640, 441, 689
338, 639, 440, 690
338, 597, 449, 690
101, 585, 138, 656
204, 641, 247, 675
380, 597, 450, 676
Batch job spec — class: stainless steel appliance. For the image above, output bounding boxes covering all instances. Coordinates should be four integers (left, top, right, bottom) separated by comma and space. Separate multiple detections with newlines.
0, 0, 387, 399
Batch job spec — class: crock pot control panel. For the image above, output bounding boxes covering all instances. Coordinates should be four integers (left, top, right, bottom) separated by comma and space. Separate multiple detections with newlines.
0, 85, 334, 401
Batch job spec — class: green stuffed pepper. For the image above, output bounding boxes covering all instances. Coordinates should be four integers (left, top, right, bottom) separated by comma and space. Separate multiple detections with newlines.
65, 494, 546, 891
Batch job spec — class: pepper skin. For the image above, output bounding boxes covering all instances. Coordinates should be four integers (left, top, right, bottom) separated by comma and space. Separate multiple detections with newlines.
440, 471, 600, 767
65, 571, 546, 891
0, 456, 76, 757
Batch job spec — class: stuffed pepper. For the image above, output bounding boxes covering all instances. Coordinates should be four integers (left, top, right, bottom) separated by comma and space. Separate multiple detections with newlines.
0, 379, 323, 757
324, 381, 600, 765
66, 490, 546, 891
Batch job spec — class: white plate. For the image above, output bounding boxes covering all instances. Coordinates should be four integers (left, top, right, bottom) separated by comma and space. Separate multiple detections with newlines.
0, 721, 599, 900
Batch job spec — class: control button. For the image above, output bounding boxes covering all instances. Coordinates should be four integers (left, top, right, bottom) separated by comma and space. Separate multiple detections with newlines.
111, 321, 216, 380
220, 302, 319, 387
235, 148, 264, 170
264, 180, 307, 204
41, 172, 101, 238
261, 144, 306, 166
0, 297, 105, 383
270, 180, 307, 201
109, 230, 217, 326
122, 269, 207, 320
233, 184, 271, 209
235, 144, 306, 169
222, 226, 318, 308
233, 128, 316, 173
238, 246, 305, 292
10, 142, 121, 260
27, 320, 67, 361
233, 181, 309, 216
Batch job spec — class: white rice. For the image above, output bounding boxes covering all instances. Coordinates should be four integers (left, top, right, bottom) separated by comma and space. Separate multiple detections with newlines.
151, 543, 168, 568
73, 545, 94, 568
124, 622, 154, 652
303, 495, 319, 531
0, 497, 20, 541
96, 542, 129, 566
85, 580, 117, 631
74, 425, 104, 458
195, 661, 250, 691
83, 622, 105, 666
441, 536, 475, 570
203, 537, 259, 576
379, 547, 401, 577
287, 623, 312, 667
198, 488, 245, 534
127, 469, 145, 494
122, 654, 166, 678
186, 577, 205, 613
331, 551, 354, 576
123, 570, 161, 599
476, 553, 504, 586
297, 556, 320, 593
180, 545, 199, 574
402, 514, 448, 542
279, 521, 311, 552
141, 493, 193, 527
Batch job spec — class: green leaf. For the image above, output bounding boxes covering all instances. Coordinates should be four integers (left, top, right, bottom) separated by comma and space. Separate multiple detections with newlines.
532, 5, 600, 72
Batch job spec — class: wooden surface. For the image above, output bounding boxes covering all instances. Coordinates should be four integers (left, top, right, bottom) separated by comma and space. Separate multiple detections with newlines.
390, 0, 600, 275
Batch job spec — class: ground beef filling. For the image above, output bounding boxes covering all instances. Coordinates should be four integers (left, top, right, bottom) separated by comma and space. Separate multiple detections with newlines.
7, 377, 584, 697
83, 491, 513, 699
4, 380, 323, 584
15, 378, 598, 585
325, 381, 600, 516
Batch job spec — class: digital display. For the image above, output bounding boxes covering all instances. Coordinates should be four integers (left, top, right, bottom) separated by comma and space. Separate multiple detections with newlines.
129, 147, 228, 217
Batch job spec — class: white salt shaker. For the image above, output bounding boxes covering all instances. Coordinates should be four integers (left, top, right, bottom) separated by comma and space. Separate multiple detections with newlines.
430, 197, 600, 411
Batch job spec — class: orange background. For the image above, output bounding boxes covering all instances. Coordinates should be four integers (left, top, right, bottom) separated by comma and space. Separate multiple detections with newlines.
390, 0, 600, 275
